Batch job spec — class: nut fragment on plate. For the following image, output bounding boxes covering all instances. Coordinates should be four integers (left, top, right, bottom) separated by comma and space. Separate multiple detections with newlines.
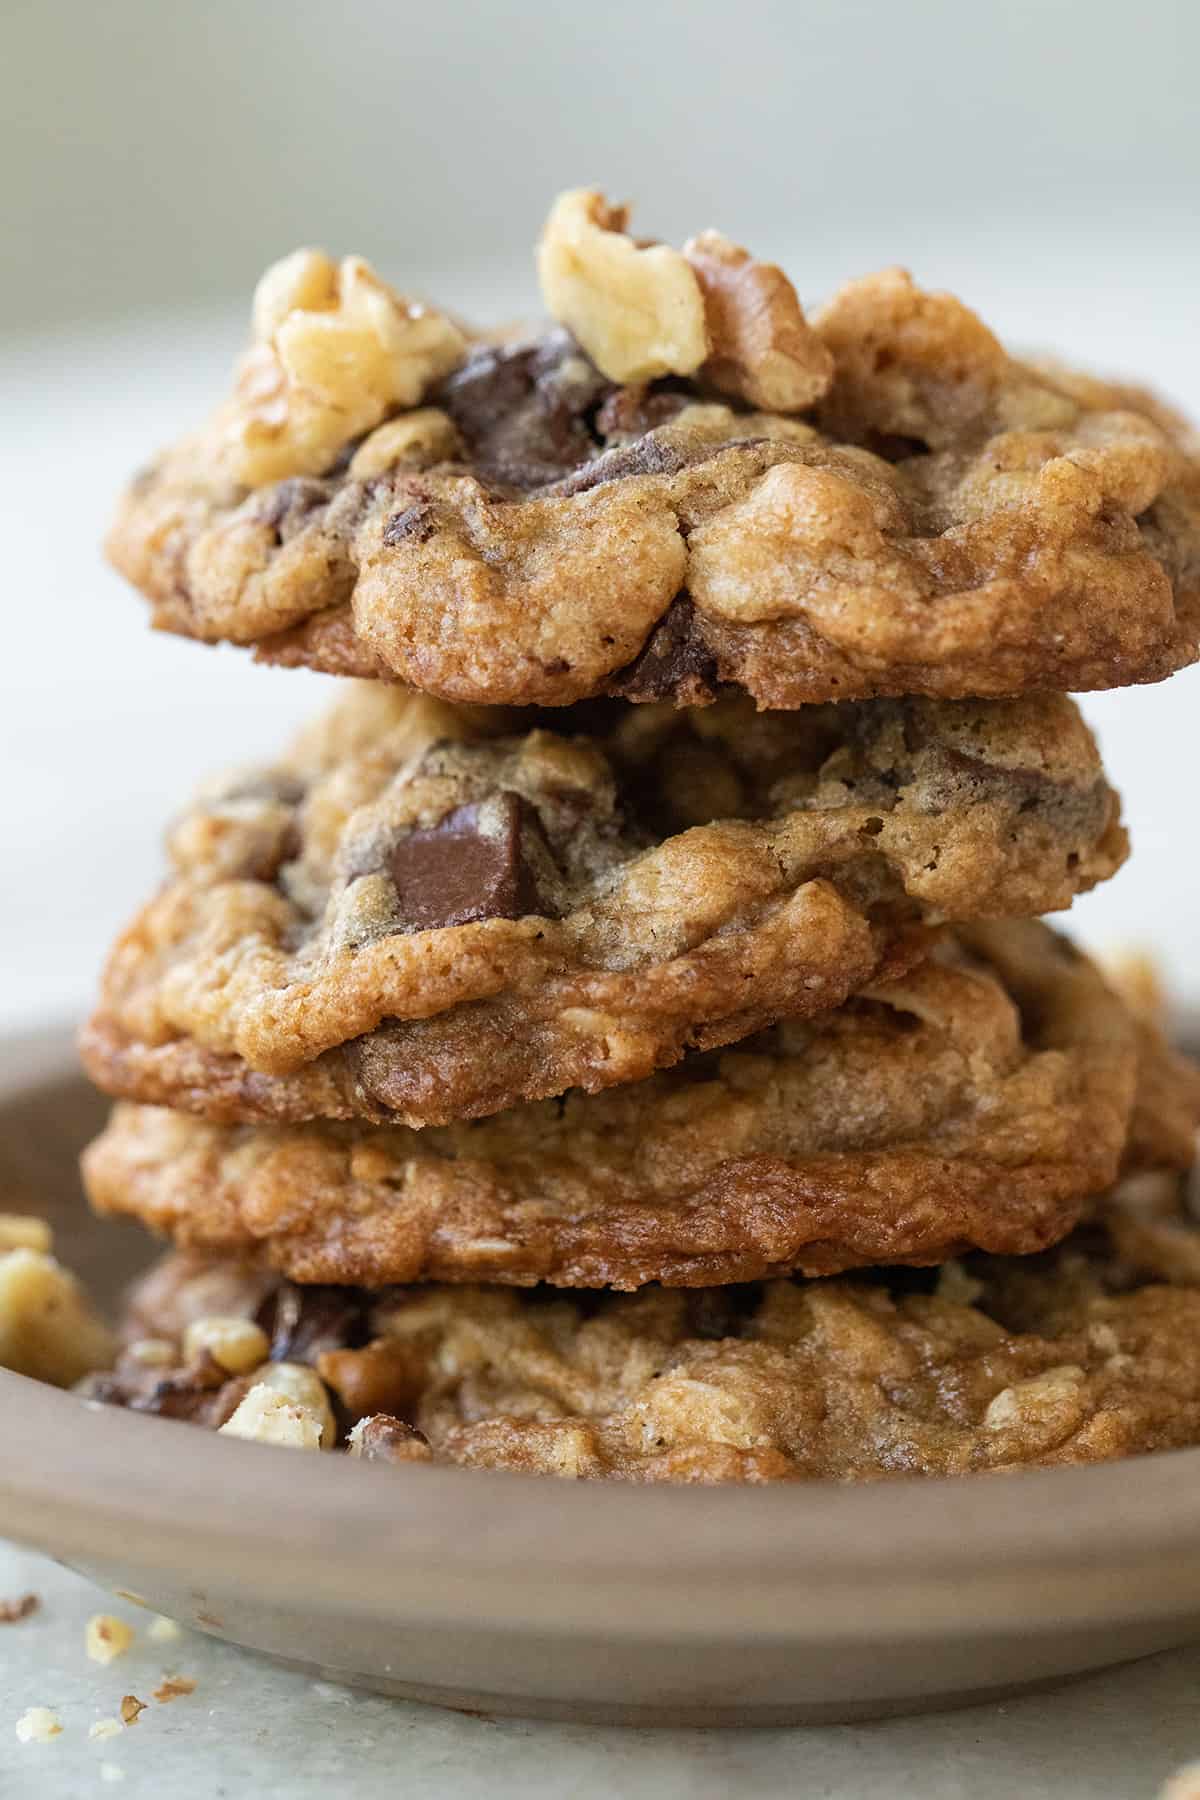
226, 249, 466, 486
0, 1245, 115, 1385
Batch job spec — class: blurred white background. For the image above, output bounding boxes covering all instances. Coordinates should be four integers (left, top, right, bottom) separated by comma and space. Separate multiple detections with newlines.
2, 0, 1198, 1030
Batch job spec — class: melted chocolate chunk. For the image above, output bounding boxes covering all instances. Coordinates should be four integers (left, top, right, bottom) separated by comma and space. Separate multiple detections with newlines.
608, 597, 720, 704
383, 793, 554, 931
437, 330, 612, 489
263, 1284, 368, 1363
256, 477, 333, 538
595, 385, 693, 439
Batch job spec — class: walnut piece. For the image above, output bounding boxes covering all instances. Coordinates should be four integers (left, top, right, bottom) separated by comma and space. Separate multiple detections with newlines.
0, 1248, 116, 1386
181, 1315, 269, 1375
348, 408, 461, 479
228, 249, 466, 487
683, 229, 833, 411
218, 1383, 324, 1450
0, 1216, 52, 1253
86, 1615, 135, 1665
536, 189, 708, 384
14, 1707, 62, 1743
250, 1360, 336, 1446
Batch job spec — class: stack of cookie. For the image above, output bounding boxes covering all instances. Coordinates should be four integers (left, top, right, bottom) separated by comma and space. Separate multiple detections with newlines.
76, 190, 1200, 1481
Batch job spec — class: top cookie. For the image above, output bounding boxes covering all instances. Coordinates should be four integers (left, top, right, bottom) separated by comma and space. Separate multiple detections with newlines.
106, 190, 1200, 706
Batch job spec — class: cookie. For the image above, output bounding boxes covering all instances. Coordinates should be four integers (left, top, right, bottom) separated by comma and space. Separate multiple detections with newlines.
81, 1177, 1200, 1482
105, 193, 1200, 706
81, 924, 1200, 1288
79, 686, 1125, 1127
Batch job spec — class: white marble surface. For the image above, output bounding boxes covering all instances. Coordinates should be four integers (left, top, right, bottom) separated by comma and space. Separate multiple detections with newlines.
0, 1540, 1194, 1799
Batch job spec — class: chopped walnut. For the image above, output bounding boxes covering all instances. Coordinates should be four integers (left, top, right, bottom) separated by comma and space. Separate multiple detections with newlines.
536, 188, 708, 384
0, 1216, 52, 1253
984, 1365, 1086, 1431
89, 1719, 122, 1741
86, 1614, 135, 1665
14, 1707, 61, 1743
227, 249, 466, 486
119, 1695, 145, 1727
249, 1360, 336, 1446
348, 408, 461, 479
219, 1382, 325, 1450
152, 1675, 195, 1704
181, 1315, 270, 1375
683, 230, 833, 412
347, 1414, 434, 1464
0, 1248, 116, 1386
0, 1594, 38, 1624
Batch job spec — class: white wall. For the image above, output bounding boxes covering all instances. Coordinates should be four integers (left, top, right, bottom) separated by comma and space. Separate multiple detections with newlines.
2, 0, 1198, 1029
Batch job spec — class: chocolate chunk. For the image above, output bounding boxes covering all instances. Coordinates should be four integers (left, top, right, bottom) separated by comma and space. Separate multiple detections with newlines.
263, 1283, 368, 1363
437, 330, 611, 489
383, 793, 554, 932
595, 385, 692, 439
256, 477, 333, 537
383, 501, 435, 546
608, 597, 720, 704
550, 433, 690, 497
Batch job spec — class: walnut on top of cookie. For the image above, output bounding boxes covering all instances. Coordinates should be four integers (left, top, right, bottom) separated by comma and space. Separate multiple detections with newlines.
106, 189, 1200, 708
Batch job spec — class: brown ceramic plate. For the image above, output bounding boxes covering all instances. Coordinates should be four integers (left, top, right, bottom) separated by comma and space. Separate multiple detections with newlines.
3, 1025, 1200, 1727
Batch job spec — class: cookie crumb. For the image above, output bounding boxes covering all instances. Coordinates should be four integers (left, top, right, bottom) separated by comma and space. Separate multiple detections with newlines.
147, 1615, 182, 1644
89, 1719, 122, 1741
119, 1695, 146, 1727
0, 1593, 39, 1624
86, 1614, 135, 1665
15, 1706, 62, 1743
153, 1675, 196, 1704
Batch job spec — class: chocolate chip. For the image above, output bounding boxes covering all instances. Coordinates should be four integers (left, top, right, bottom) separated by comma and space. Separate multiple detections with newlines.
382, 501, 436, 545
608, 597, 720, 704
381, 793, 555, 932
595, 385, 692, 439
256, 477, 333, 537
263, 1284, 368, 1364
436, 330, 612, 490
550, 433, 691, 497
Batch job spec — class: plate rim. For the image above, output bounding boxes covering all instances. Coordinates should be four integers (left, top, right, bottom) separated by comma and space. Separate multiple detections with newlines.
6, 1024, 1200, 1648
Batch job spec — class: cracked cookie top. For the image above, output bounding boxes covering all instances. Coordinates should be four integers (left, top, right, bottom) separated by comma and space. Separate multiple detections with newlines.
81, 923, 1200, 1289
82, 1168, 1200, 1482
106, 191, 1200, 705
80, 685, 1125, 1127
